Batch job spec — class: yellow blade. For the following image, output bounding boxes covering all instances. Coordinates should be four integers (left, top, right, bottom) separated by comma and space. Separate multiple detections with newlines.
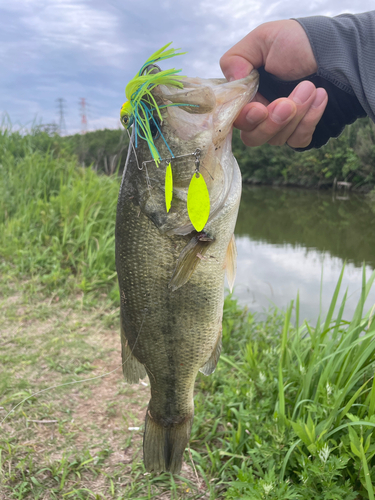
165, 163, 173, 212
187, 173, 210, 232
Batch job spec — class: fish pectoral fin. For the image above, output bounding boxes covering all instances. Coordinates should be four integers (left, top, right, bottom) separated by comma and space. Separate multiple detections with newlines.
225, 234, 237, 293
121, 320, 147, 383
199, 327, 222, 376
164, 86, 216, 114
168, 233, 214, 291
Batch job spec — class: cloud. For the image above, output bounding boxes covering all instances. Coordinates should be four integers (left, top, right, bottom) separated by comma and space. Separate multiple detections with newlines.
1, 0, 374, 131
2, 0, 127, 69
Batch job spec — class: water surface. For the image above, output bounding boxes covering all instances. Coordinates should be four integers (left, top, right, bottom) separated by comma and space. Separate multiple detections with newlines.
233, 186, 375, 323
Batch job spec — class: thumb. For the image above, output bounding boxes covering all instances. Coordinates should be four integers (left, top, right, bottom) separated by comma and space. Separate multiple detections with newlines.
220, 28, 266, 81
220, 54, 254, 82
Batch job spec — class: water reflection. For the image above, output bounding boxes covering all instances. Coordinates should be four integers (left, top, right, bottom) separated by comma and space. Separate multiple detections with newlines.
233, 186, 375, 323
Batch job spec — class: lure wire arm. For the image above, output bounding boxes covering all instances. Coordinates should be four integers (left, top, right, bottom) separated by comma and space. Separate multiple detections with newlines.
141, 148, 201, 170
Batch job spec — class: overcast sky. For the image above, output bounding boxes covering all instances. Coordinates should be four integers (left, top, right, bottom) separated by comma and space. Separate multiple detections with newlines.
1, 0, 373, 134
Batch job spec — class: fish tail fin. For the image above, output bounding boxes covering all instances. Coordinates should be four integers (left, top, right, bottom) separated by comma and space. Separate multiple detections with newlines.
143, 410, 193, 473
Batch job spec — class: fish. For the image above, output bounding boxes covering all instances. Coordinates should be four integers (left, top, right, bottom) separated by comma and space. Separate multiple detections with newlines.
115, 66, 259, 473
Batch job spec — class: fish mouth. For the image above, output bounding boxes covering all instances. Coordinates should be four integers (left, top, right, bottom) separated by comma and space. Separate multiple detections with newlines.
209, 70, 259, 112
157, 69, 259, 145
221, 69, 259, 89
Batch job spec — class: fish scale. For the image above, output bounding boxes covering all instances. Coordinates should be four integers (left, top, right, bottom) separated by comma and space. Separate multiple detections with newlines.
117, 200, 223, 412
116, 69, 259, 472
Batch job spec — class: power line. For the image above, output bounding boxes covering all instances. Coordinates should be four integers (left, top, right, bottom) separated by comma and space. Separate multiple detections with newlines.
79, 98, 88, 134
56, 98, 67, 135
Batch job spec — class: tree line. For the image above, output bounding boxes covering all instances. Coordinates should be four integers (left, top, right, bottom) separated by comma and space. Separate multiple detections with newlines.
233, 117, 375, 191
19, 116, 375, 191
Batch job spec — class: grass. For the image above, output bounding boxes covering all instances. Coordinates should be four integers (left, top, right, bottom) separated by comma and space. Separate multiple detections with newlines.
0, 286, 205, 499
190, 268, 375, 499
1, 127, 375, 498
2, 276, 375, 499
0, 124, 120, 301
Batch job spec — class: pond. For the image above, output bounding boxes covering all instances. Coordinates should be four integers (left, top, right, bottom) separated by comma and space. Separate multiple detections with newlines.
233, 186, 375, 323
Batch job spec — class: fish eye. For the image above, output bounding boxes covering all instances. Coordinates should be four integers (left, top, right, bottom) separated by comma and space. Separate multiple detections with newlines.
121, 115, 128, 125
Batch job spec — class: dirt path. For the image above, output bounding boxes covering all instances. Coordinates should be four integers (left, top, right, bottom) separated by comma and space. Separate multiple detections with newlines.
0, 288, 207, 499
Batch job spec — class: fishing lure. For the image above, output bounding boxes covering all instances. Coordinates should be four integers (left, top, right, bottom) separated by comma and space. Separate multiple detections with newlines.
120, 42, 185, 165
120, 43, 210, 232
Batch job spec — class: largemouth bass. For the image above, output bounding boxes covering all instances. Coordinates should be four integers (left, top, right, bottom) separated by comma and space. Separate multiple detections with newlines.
116, 66, 258, 473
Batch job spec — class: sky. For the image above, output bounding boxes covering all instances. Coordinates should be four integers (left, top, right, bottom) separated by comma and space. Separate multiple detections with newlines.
1, 0, 373, 134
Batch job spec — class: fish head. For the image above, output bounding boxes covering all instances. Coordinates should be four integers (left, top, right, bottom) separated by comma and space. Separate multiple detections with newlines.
122, 69, 259, 235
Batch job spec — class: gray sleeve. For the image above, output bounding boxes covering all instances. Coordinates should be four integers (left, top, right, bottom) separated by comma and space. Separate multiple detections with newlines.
296, 12, 375, 121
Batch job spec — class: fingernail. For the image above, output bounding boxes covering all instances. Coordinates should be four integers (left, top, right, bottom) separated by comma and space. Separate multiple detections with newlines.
246, 107, 267, 124
311, 88, 327, 108
271, 101, 294, 124
292, 81, 315, 105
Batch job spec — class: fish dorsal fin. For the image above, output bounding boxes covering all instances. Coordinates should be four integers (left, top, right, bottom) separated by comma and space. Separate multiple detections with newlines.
225, 234, 237, 293
168, 233, 214, 291
199, 326, 222, 376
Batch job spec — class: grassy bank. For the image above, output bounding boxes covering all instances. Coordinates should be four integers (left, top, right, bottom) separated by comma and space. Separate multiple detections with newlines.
4, 114, 375, 191
1, 276, 375, 499
1, 127, 375, 498
193, 272, 375, 499
1, 285, 202, 499
0, 126, 121, 301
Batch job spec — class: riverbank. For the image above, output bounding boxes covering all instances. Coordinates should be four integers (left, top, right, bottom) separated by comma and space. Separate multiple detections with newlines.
1, 126, 375, 498
1, 273, 375, 499
242, 177, 375, 194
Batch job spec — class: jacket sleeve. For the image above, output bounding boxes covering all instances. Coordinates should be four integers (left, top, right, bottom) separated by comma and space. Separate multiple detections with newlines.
257, 11, 375, 150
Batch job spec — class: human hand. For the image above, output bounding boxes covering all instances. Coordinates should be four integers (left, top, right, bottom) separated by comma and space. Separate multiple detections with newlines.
220, 20, 328, 148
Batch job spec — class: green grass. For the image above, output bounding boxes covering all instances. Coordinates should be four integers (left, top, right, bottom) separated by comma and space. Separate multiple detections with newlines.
0, 289, 204, 499
1, 127, 375, 498
0, 124, 121, 301
191, 268, 375, 499
2, 278, 375, 499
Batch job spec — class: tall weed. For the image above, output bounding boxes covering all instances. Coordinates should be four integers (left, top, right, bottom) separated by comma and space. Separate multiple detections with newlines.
0, 127, 120, 297
193, 268, 375, 498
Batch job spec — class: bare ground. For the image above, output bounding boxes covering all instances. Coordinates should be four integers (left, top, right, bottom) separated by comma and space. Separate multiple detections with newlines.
0, 286, 208, 499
